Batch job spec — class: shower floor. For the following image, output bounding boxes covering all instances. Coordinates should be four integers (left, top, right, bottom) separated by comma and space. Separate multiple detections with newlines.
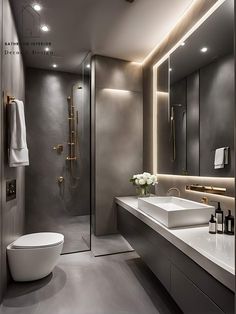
57, 215, 90, 254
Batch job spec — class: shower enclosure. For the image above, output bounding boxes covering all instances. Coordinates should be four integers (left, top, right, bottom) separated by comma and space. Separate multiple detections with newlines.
25, 54, 91, 254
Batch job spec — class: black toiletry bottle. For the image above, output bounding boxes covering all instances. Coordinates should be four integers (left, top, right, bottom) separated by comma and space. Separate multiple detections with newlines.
215, 202, 223, 234
224, 210, 234, 235
209, 214, 216, 234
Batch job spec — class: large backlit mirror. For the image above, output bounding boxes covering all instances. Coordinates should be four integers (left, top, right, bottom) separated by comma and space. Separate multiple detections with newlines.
155, 0, 234, 177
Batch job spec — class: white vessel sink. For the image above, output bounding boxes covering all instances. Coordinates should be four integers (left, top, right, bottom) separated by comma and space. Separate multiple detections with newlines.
138, 196, 215, 228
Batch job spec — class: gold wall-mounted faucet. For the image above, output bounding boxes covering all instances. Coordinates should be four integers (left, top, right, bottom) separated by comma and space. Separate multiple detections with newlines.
53, 144, 63, 154
57, 176, 64, 184
201, 197, 209, 204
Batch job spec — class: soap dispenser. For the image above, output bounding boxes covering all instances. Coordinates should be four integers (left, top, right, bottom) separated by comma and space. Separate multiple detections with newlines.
224, 210, 234, 235
209, 214, 216, 234
215, 202, 223, 234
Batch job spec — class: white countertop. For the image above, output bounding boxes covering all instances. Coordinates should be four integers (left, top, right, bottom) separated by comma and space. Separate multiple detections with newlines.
116, 196, 235, 291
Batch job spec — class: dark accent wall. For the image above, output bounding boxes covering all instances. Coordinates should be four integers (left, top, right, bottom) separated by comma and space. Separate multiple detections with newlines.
0, 0, 25, 301
170, 78, 187, 175
25, 68, 90, 235
186, 71, 200, 176
157, 91, 172, 174
92, 55, 143, 236
156, 60, 173, 174
200, 54, 234, 177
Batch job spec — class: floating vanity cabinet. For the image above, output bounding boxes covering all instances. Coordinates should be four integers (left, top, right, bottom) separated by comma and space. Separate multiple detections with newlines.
171, 265, 224, 314
117, 205, 235, 314
117, 204, 171, 290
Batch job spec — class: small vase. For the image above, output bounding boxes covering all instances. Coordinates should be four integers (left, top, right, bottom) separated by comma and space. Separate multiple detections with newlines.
137, 185, 150, 197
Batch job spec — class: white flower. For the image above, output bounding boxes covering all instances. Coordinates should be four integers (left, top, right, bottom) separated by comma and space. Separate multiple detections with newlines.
131, 172, 158, 187
151, 175, 158, 182
139, 178, 146, 185
143, 172, 151, 179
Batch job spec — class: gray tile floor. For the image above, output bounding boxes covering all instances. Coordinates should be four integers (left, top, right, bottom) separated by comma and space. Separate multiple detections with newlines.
0, 252, 181, 314
91, 234, 134, 256
57, 215, 90, 254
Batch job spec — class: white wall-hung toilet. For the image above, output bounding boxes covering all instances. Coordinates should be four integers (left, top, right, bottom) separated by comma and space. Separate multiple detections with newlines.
7, 232, 64, 282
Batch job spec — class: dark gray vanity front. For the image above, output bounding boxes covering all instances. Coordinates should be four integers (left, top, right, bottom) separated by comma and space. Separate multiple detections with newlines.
117, 202, 234, 314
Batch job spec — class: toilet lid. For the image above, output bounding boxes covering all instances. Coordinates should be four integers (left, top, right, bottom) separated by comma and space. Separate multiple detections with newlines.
12, 232, 64, 249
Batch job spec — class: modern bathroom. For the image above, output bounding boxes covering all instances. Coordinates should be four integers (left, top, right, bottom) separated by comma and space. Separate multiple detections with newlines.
0, 0, 235, 313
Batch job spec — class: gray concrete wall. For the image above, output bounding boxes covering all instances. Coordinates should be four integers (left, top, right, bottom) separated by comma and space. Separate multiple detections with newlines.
25, 68, 90, 235
0, 0, 25, 301
92, 55, 143, 235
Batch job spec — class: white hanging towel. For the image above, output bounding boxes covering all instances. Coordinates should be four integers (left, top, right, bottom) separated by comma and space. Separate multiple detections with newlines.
214, 147, 228, 169
9, 99, 29, 167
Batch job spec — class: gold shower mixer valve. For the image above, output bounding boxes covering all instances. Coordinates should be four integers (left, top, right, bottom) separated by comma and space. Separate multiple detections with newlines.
57, 176, 64, 184
53, 144, 63, 154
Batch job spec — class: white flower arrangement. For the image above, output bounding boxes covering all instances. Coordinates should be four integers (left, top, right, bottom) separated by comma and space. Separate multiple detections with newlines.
130, 173, 158, 197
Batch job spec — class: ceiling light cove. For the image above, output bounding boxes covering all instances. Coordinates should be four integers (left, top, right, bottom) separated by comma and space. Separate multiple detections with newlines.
41, 25, 49, 32
200, 47, 208, 53
33, 3, 41, 11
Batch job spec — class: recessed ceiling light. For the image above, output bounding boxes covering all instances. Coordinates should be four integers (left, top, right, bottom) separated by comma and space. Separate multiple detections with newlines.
169, 68, 172, 72
52, 64, 57, 68
45, 47, 50, 52
200, 47, 208, 53
180, 42, 185, 46
33, 3, 41, 11
41, 25, 49, 32
86, 64, 90, 69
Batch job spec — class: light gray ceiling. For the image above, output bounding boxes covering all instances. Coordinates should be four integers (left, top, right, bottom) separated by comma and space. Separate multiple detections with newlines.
10, 0, 194, 73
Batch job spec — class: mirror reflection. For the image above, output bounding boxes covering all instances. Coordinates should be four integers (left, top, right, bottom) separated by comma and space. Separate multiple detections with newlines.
157, 0, 234, 177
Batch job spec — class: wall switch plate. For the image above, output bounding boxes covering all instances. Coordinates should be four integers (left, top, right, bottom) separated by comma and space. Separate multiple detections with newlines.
6, 179, 16, 201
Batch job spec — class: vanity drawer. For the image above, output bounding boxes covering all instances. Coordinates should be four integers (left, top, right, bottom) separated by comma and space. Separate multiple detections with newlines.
171, 265, 224, 314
